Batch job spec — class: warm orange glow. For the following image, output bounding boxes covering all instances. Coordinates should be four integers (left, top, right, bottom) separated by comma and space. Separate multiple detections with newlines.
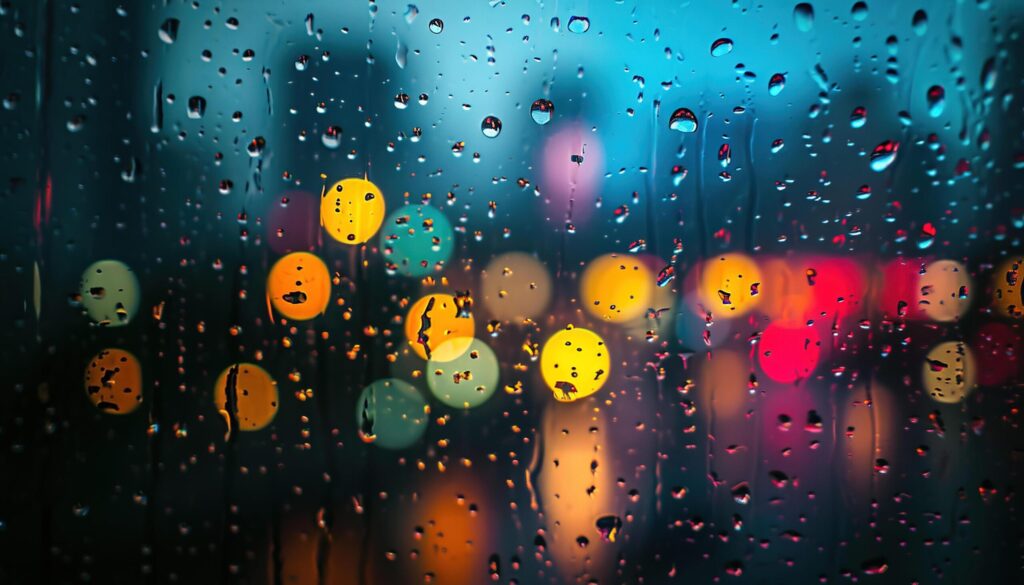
404, 293, 475, 361
922, 341, 976, 403
84, 348, 143, 414
580, 253, 653, 322
696, 253, 763, 318
267, 252, 332, 321
918, 259, 970, 322
213, 363, 279, 431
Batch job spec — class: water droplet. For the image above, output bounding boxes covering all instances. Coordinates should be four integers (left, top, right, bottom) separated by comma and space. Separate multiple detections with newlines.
187, 96, 206, 119
869, 140, 899, 172
530, 99, 554, 125
669, 108, 698, 133
912, 9, 928, 36
321, 125, 342, 149
926, 85, 945, 117
851, 1, 869, 21
481, 115, 502, 138
394, 93, 410, 109
567, 16, 590, 33
710, 38, 733, 57
768, 73, 786, 96
850, 106, 867, 128
158, 18, 179, 44
428, 18, 444, 34
247, 136, 266, 158
793, 3, 815, 32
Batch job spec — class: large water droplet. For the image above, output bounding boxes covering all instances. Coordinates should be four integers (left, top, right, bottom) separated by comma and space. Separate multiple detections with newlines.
768, 73, 786, 96
530, 99, 554, 125
669, 108, 698, 133
710, 38, 733, 57
793, 3, 815, 32
428, 18, 444, 34
158, 18, 179, 44
567, 16, 590, 33
912, 9, 928, 36
481, 115, 502, 138
851, 1, 869, 21
870, 140, 899, 172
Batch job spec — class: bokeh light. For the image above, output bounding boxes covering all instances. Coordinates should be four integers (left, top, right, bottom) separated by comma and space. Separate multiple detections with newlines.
78, 260, 140, 327
381, 205, 454, 277
404, 293, 475, 361
266, 251, 332, 321
758, 322, 822, 383
84, 348, 143, 415
580, 253, 653, 323
540, 325, 610, 402
213, 363, 279, 431
427, 338, 500, 409
918, 259, 971, 322
922, 341, 977, 404
696, 253, 763, 318
320, 177, 386, 245
355, 378, 429, 449
479, 252, 552, 322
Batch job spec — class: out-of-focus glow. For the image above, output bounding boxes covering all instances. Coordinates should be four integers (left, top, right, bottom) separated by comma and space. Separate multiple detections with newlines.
973, 322, 1021, 387
404, 293, 475, 361
213, 363, 278, 431
622, 255, 676, 341
79, 260, 140, 327
697, 253, 763, 318
581, 253, 653, 323
266, 251, 331, 321
540, 325, 610, 402
355, 378, 429, 449
918, 259, 970, 322
758, 322, 821, 383
698, 349, 749, 419
427, 338, 499, 408
990, 256, 1023, 319
922, 341, 977, 403
84, 348, 143, 415
539, 402, 616, 579
759, 256, 812, 322
267, 191, 319, 254
479, 252, 552, 322
539, 123, 604, 225
877, 257, 927, 319
801, 256, 866, 322
320, 177, 386, 245
381, 205, 454, 277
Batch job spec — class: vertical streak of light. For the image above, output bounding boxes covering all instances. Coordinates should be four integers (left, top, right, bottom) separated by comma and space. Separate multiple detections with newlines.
744, 115, 758, 253
646, 100, 660, 256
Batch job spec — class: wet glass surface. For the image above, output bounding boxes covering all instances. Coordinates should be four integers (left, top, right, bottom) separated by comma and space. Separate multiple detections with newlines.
1, 1, 1023, 583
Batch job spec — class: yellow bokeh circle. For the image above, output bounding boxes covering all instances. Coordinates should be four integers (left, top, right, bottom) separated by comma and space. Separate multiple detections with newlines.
922, 341, 977, 404
213, 363, 279, 431
84, 348, 143, 415
321, 177, 386, 244
581, 254, 653, 322
267, 252, 331, 321
404, 293, 475, 361
540, 325, 611, 402
697, 253, 763, 318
